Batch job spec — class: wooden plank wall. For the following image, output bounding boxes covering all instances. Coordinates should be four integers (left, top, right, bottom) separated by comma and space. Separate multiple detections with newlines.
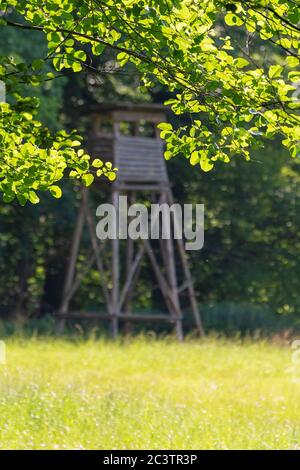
114, 136, 168, 183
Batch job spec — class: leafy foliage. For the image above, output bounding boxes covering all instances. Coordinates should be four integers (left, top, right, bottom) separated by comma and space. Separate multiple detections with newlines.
0, 56, 116, 203
0, 0, 299, 202
0, 15, 66, 130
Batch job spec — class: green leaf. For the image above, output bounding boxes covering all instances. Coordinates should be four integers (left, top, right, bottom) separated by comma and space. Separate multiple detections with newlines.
288, 71, 300, 82
190, 151, 199, 165
82, 173, 94, 187
71, 140, 81, 147
29, 190, 40, 204
117, 51, 128, 66
93, 43, 105, 55
92, 159, 104, 168
157, 122, 172, 131
224, 13, 244, 26
32, 59, 44, 71
16, 193, 28, 206
287, 56, 300, 68
108, 172, 117, 181
49, 185, 62, 198
235, 58, 249, 69
269, 65, 283, 79
3, 192, 15, 203
74, 50, 87, 61
71, 62, 82, 72
77, 149, 85, 157
200, 159, 214, 172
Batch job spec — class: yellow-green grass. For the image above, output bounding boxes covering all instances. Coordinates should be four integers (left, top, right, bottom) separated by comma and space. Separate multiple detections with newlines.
0, 336, 299, 449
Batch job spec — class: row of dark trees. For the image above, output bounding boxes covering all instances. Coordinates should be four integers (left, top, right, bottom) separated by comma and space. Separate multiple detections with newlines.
1, 16, 300, 332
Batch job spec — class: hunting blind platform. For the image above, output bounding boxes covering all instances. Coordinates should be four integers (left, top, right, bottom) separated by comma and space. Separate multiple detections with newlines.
57, 103, 204, 340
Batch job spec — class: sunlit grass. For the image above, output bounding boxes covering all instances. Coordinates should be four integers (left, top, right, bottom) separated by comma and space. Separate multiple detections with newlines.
0, 336, 299, 449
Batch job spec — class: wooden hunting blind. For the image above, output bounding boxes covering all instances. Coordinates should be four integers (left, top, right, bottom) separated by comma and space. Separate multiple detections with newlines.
57, 103, 204, 339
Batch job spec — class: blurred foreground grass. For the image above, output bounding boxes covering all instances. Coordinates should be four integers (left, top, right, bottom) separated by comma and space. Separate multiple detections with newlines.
0, 336, 299, 449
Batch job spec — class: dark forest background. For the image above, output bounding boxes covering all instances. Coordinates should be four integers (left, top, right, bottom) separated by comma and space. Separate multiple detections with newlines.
1, 16, 300, 337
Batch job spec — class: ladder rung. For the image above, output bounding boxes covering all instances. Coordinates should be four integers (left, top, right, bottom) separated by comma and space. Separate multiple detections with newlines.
56, 312, 182, 323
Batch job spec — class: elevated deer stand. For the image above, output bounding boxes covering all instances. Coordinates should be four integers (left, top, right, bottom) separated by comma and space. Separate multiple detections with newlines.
56, 103, 204, 340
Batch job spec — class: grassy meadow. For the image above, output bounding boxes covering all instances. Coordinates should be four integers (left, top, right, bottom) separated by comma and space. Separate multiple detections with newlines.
0, 336, 299, 450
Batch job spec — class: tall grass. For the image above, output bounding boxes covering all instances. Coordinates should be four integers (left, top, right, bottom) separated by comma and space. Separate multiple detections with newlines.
0, 336, 299, 449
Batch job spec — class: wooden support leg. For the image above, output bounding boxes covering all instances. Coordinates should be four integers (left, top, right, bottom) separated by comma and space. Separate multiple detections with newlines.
167, 190, 205, 337
83, 190, 113, 316
56, 192, 85, 334
143, 239, 183, 327
119, 245, 145, 311
111, 189, 120, 338
176, 236, 205, 337
164, 237, 183, 341
123, 192, 134, 335
159, 192, 183, 341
